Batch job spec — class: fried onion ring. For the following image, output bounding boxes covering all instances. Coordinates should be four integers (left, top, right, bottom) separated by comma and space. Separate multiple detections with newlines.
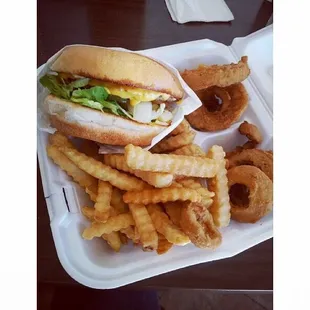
186, 83, 248, 132
238, 121, 263, 144
225, 141, 257, 159
196, 86, 231, 112
180, 202, 222, 249
228, 165, 273, 223
228, 149, 273, 181
225, 121, 263, 159
181, 56, 250, 92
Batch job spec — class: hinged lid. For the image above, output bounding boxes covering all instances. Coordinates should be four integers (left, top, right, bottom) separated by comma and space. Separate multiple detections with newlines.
231, 25, 273, 115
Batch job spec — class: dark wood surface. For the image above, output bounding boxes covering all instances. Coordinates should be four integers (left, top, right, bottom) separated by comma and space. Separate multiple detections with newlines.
37, 0, 273, 290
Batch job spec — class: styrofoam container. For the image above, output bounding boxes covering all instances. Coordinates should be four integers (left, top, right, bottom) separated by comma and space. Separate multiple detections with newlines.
37, 26, 273, 289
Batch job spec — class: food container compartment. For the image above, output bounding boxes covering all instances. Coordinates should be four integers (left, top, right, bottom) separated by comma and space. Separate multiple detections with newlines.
37, 26, 273, 289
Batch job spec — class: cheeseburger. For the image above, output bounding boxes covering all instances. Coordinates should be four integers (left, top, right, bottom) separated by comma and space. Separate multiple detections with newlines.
40, 46, 184, 146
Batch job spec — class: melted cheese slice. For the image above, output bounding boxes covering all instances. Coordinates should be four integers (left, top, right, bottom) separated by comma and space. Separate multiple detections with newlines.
89, 80, 170, 106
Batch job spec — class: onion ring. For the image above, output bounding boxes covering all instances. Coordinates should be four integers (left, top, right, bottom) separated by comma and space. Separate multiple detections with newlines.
228, 149, 273, 181
181, 56, 250, 92
186, 83, 248, 132
196, 86, 231, 112
238, 121, 263, 144
228, 165, 273, 223
225, 141, 257, 159
225, 121, 263, 159
180, 202, 222, 249
241, 141, 259, 150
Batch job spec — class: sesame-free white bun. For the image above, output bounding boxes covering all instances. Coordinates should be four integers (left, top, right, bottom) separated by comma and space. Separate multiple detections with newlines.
51, 45, 184, 100
46, 95, 166, 146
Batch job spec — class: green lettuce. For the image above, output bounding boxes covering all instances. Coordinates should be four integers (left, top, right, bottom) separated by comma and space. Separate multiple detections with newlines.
71, 86, 129, 116
39, 74, 133, 119
39, 74, 72, 100
72, 86, 109, 103
70, 98, 103, 111
69, 78, 90, 88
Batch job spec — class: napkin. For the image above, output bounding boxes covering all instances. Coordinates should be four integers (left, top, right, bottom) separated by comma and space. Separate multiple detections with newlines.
165, 0, 234, 24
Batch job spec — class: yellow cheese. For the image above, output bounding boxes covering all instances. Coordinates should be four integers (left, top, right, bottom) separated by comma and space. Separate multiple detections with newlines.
89, 80, 170, 106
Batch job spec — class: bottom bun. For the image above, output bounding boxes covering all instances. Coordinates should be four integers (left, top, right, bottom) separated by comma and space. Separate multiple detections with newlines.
46, 95, 166, 146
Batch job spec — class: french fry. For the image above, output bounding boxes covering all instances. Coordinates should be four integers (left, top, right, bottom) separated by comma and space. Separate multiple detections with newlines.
47, 145, 98, 201
157, 234, 173, 255
49, 133, 99, 201
83, 204, 123, 220
94, 180, 113, 223
128, 204, 158, 251
102, 231, 122, 252
170, 144, 207, 180
169, 181, 184, 188
171, 144, 206, 157
125, 144, 219, 178
147, 204, 190, 245
164, 202, 182, 227
85, 186, 98, 202
49, 131, 74, 148
82, 213, 134, 240
123, 188, 202, 205
50, 130, 231, 254
109, 207, 118, 217
177, 178, 214, 208
151, 131, 195, 153
170, 119, 191, 136
207, 145, 231, 227
81, 206, 95, 221
104, 154, 173, 188
58, 146, 150, 191
197, 195, 213, 208
119, 233, 128, 245
177, 178, 202, 189
111, 187, 129, 214
120, 226, 140, 244
81, 205, 122, 250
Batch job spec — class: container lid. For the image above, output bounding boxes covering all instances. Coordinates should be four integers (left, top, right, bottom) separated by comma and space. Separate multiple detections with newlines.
231, 25, 273, 116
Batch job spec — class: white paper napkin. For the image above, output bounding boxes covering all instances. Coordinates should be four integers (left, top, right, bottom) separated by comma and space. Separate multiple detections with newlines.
165, 0, 234, 24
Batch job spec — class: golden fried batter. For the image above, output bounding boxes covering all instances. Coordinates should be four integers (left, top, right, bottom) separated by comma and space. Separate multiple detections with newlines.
181, 56, 250, 91
238, 121, 263, 144
186, 83, 248, 132
228, 165, 273, 223
228, 149, 273, 181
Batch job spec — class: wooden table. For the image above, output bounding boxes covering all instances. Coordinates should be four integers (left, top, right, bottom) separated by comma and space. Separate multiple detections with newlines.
37, 0, 273, 290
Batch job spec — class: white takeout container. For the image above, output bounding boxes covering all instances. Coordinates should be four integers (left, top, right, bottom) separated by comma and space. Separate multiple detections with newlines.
37, 25, 273, 289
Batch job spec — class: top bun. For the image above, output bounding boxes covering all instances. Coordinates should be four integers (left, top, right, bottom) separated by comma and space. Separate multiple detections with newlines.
51, 46, 184, 100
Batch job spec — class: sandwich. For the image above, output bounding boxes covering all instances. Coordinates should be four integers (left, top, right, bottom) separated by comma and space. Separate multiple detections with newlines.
39, 46, 184, 146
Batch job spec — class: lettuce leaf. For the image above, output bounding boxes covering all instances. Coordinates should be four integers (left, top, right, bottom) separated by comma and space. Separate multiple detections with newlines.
40, 74, 134, 119
39, 75, 71, 100
71, 86, 132, 117
39, 75, 90, 99
69, 78, 90, 88
70, 98, 103, 111
71, 95, 133, 118
72, 86, 109, 103
72, 86, 123, 115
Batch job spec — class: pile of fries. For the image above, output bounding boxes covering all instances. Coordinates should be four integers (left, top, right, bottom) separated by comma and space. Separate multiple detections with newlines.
46, 119, 231, 254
